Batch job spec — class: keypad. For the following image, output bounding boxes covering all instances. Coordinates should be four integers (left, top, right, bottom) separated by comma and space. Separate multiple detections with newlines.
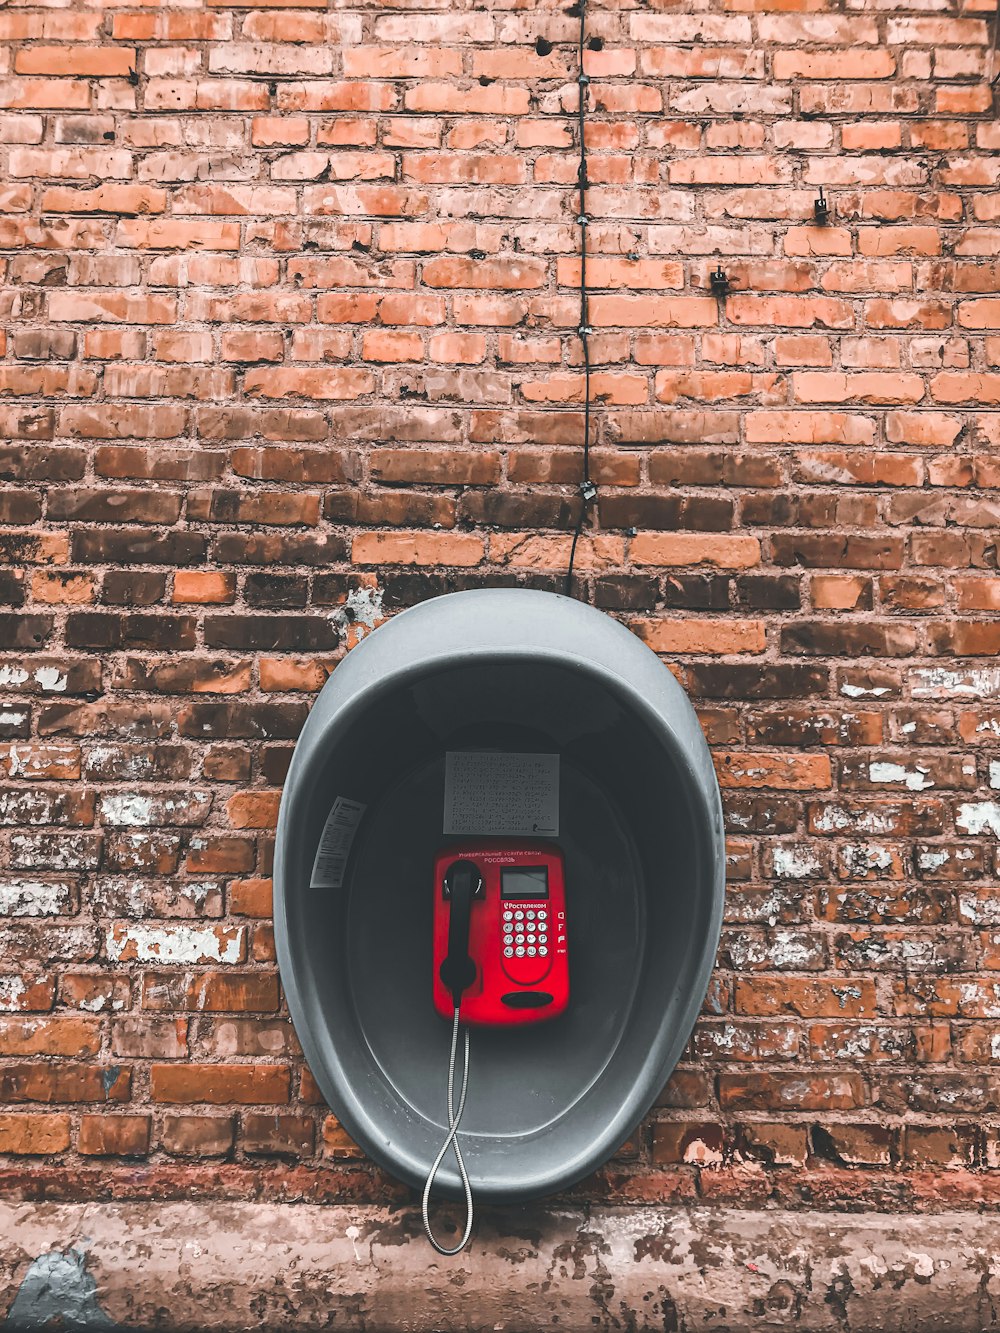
502, 906, 550, 960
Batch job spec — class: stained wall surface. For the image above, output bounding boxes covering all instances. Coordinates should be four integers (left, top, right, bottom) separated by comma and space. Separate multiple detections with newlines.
1, 0, 1000, 1233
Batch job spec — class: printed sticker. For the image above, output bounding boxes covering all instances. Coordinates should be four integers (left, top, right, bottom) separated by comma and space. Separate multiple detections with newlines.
310, 796, 367, 889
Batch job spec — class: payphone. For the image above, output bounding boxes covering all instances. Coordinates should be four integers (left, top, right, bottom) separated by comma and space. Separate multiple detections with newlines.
273, 588, 726, 1259
423, 842, 571, 1254
432, 844, 570, 1026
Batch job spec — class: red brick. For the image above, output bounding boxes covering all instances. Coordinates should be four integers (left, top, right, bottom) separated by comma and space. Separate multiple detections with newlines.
242, 1112, 314, 1156
0, 1017, 100, 1057
716, 753, 832, 790
322, 1115, 363, 1159
0, 1113, 71, 1154
719, 1074, 867, 1111
161, 1114, 234, 1156
228, 880, 273, 918
352, 531, 483, 568
140, 970, 279, 1013
151, 1064, 290, 1104
172, 571, 236, 605
226, 792, 281, 831
15, 48, 136, 78
634, 619, 766, 655
78, 1114, 151, 1156
630, 534, 760, 568
0, 1063, 130, 1103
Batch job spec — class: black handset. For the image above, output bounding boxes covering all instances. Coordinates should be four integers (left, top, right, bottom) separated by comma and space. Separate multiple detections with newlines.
438, 859, 483, 1007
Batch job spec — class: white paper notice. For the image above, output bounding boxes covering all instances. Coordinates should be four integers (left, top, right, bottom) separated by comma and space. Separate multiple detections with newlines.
310, 796, 367, 889
443, 751, 559, 837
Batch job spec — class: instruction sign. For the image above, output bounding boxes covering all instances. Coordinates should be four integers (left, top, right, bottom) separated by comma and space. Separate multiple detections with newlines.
443, 751, 559, 837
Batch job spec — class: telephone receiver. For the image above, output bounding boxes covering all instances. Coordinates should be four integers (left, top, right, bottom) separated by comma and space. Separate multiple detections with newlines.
438, 859, 484, 1007
432, 843, 569, 1027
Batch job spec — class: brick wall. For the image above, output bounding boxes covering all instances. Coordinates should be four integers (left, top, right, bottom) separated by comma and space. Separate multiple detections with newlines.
1, 0, 999, 1214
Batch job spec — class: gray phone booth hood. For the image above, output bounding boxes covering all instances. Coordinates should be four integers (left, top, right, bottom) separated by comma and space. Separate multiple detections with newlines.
274, 588, 725, 1203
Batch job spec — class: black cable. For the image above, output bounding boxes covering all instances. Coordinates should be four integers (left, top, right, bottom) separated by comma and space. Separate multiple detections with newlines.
564, 0, 596, 599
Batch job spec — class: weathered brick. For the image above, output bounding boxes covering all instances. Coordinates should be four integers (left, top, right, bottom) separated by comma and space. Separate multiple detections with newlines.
140, 970, 279, 1013
0, 1063, 130, 1104
151, 1064, 289, 1105
78, 1114, 151, 1157
0, 1113, 71, 1154
161, 1114, 234, 1157
242, 1112, 314, 1157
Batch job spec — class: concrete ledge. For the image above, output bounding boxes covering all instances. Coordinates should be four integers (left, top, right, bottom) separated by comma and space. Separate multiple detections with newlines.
1, 1202, 999, 1331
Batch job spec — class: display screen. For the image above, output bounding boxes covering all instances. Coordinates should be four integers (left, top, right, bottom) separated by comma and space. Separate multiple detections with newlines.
501, 866, 549, 900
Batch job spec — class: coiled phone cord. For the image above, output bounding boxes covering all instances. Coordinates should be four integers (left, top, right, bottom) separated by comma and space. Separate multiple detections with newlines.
421, 1005, 474, 1256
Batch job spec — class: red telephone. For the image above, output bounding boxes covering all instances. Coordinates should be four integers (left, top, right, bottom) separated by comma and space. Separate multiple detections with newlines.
432, 842, 569, 1026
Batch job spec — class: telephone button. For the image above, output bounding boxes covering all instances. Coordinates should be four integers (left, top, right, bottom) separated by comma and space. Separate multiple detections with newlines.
527, 946, 537, 957
503, 910, 513, 922
539, 946, 549, 957
515, 946, 525, 957
503, 947, 514, 958
514, 911, 524, 920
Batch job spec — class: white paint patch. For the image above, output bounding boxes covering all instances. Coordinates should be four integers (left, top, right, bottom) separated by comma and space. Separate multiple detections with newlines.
811, 805, 850, 833
99, 794, 154, 827
0, 976, 27, 1011
345, 1223, 363, 1263
910, 1253, 935, 1279
917, 849, 949, 872
106, 923, 244, 964
899, 721, 916, 735
178, 880, 217, 908
33, 666, 67, 692
869, 761, 933, 791
913, 666, 1000, 700
683, 1136, 724, 1167
830, 1029, 874, 1059
5, 744, 23, 777
76, 991, 125, 1013
0, 879, 70, 917
843, 843, 895, 875
990, 760, 1000, 790
329, 585, 384, 640
0, 711, 27, 726
976, 718, 1000, 738
0, 667, 29, 688
841, 682, 890, 699
770, 931, 819, 968
752, 888, 787, 929
831, 984, 862, 1010
956, 802, 1000, 837
959, 894, 1000, 926
772, 845, 821, 879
